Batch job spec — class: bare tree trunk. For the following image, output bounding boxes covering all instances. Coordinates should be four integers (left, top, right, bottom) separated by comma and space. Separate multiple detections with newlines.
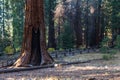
74, 0, 82, 48
85, 0, 89, 48
89, 12, 96, 47
13, 0, 53, 67
48, 0, 56, 49
96, 0, 102, 46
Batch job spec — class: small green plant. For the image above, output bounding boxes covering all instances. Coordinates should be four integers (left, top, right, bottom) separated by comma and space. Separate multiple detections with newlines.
100, 37, 110, 53
59, 48, 64, 51
4, 46, 14, 55
101, 37, 110, 47
0, 38, 12, 53
102, 54, 114, 60
115, 35, 120, 49
109, 49, 117, 54
100, 46, 108, 53
48, 48, 55, 53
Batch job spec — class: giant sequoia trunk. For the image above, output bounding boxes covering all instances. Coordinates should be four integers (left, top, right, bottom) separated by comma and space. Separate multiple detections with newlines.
13, 0, 53, 67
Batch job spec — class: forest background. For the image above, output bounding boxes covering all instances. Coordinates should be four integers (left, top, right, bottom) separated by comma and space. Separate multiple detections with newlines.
0, 0, 120, 56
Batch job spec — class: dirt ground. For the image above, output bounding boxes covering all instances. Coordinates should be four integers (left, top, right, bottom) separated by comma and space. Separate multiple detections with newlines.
0, 53, 120, 80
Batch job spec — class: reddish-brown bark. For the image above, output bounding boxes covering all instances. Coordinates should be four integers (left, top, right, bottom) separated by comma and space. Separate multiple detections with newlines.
13, 0, 53, 67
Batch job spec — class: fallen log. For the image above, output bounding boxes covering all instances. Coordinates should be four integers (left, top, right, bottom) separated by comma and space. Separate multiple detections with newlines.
0, 64, 54, 73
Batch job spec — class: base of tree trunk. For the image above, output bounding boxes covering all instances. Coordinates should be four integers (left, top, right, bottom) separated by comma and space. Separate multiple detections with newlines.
13, 50, 54, 67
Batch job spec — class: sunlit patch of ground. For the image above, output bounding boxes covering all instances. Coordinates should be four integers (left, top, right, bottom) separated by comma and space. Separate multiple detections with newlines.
1, 52, 120, 79
63, 53, 104, 62
63, 52, 120, 66
1, 65, 120, 80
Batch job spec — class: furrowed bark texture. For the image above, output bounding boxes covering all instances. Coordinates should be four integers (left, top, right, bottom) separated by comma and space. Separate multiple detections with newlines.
13, 0, 53, 67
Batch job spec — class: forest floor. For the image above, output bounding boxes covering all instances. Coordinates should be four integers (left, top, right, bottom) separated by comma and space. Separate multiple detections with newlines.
0, 51, 120, 80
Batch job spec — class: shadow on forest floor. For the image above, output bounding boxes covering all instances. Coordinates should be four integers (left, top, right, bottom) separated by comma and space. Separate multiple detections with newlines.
0, 50, 120, 80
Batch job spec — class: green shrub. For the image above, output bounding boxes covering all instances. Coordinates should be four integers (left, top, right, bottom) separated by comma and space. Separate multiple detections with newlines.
48, 48, 55, 53
102, 54, 114, 60
115, 35, 120, 49
100, 46, 108, 53
59, 48, 64, 51
100, 36, 110, 53
57, 21, 75, 49
109, 49, 117, 54
4, 46, 14, 55
101, 37, 110, 47
0, 38, 12, 52
62, 21, 75, 49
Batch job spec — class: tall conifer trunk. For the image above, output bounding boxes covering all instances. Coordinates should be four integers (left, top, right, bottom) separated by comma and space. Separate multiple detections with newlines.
13, 0, 53, 67
96, 0, 102, 46
48, 0, 56, 49
74, 0, 82, 48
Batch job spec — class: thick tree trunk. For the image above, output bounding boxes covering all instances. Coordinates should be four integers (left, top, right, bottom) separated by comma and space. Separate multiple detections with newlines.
13, 0, 53, 67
